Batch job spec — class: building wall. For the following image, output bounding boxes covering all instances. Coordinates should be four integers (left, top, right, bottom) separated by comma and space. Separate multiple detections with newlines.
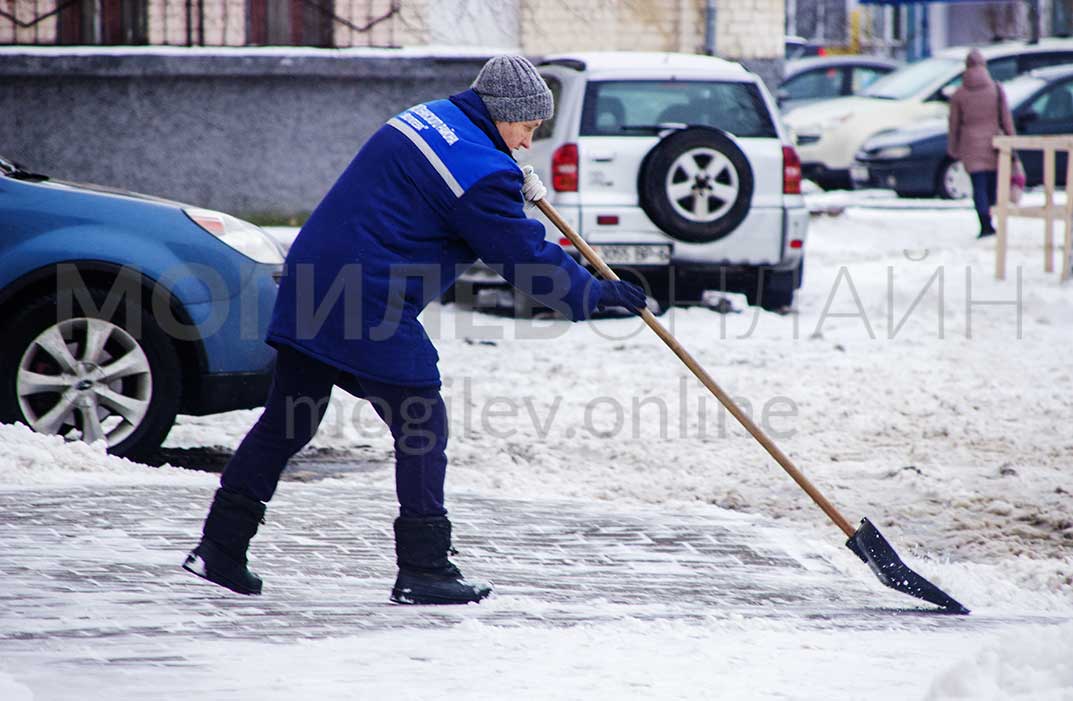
515, 0, 783, 87
714, 0, 785, 87
0, 52, 490, 218
519, 0, 701, 54
423, 0, 520, 48
2, 0, 785, 64
1, 1, 59, 43
517, 0, 783, 60
717, 0, 784, 60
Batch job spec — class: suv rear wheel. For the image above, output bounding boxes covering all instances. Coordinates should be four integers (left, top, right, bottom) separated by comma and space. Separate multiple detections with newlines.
638, 127, 755, 243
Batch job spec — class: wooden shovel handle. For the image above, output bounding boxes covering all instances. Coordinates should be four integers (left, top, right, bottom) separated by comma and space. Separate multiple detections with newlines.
536, 198, 856, 538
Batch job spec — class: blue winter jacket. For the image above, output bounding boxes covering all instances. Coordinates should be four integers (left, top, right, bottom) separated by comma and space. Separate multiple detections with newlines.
266, 89, 600, 387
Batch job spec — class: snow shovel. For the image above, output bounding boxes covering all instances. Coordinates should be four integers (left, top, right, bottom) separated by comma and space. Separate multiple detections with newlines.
535, 198, 970, 615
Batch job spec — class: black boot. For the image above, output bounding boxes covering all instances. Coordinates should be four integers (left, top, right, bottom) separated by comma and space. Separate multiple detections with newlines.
390, 516, 492, 605
182, 487, 265, 595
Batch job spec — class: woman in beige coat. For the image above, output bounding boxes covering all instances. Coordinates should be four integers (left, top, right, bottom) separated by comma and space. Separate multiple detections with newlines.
947, 48, 1016, 237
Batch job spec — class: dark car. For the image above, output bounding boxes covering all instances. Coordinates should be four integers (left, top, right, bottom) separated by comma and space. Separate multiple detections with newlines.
778, 55, 900, 113
852, 64, 1073, 198
785, 35, 827, 60
0, 155, 282, 460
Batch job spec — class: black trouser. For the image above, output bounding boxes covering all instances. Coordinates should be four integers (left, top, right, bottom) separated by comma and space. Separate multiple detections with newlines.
220, 345, 448, 518
970, 170, 998, 232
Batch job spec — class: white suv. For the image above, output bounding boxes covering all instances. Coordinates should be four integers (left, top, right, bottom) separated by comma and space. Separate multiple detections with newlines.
456, 52, 809, 312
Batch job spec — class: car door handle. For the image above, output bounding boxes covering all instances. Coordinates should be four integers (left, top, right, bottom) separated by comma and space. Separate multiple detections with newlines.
591, 153, 616, 163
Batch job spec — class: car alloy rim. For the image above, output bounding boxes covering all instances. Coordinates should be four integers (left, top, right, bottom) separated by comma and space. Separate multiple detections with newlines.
665, 147, 740, 223
16, 317, 153, 448
944, 161, 972, 200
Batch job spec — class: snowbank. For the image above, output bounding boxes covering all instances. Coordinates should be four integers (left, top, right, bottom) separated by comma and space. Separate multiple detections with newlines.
36, 616, 991, 701
0, 423, 212, 489
927, 622, 1073, 700
0, 672, 32, 701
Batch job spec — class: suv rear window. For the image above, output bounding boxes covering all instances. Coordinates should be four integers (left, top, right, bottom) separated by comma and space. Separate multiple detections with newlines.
580, 80, 777, 138
534, 75, 563, 141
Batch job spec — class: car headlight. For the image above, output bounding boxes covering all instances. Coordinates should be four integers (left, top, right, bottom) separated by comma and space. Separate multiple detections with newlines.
875, 146, 912, 160
184, 208, 285, 265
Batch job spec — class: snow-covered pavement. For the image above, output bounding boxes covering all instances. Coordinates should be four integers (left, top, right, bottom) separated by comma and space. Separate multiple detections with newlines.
2, 194, 1071, 699
0, 472, 1068, 700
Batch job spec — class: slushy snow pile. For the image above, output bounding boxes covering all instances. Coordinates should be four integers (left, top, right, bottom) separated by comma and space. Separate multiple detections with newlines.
0, 422, 211, 488
927, 621, 1073, 700
0, 672, 32, 701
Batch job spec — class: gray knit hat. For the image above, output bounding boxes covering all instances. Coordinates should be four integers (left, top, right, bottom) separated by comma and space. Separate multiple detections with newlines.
472, 55, 554, 123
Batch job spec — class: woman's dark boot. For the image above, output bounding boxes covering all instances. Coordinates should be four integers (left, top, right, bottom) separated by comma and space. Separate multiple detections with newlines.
182, 487, 266, 595
390, 516, 492, 605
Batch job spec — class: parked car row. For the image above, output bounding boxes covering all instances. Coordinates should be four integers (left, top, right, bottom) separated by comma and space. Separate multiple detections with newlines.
852, 64, 1073, 198
784, 38, 1073, 191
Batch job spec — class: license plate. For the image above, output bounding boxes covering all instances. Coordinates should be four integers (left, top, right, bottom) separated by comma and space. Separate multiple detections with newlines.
588, 244, 671, 266
850, 164, 869, 182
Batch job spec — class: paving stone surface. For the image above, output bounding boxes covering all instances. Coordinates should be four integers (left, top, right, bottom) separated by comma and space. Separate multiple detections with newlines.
0, 477, 1016, 683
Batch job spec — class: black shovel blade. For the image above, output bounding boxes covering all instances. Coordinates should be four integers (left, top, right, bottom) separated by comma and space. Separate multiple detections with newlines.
845, 518, 970, 615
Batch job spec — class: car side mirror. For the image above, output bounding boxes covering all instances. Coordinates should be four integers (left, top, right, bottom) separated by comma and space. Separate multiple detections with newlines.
1017, 109, 1040, 128
938, 85, 957, 102
776, 88, 790, 105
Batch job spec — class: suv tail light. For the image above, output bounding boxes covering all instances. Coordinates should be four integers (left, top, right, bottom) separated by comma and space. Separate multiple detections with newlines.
551, 143, 579, 192
782, 145, 802, 195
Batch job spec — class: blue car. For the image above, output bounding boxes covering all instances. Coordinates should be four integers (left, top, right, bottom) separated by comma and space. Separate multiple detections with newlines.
852, 64, 1073, 198
0, 155, 282, 460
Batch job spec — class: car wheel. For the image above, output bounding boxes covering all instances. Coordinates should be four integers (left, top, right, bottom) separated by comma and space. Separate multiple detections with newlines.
638, 127, 754, 243
0, 289, 182, 462
937, 159, 972, 200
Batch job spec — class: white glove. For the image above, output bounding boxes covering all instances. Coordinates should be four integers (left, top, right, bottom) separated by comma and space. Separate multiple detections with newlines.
521, 164, 547, 203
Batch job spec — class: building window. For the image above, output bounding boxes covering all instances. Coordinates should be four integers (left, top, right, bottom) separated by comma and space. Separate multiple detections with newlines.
247, 0, 333, 46
55, 0, 148, 44
3, 0, 393, 46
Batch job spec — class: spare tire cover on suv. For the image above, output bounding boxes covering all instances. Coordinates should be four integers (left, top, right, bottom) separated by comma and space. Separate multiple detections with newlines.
638, 127, 754, 243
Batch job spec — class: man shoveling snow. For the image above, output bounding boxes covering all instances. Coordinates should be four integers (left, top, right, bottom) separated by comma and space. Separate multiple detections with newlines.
182, 55, 645, 604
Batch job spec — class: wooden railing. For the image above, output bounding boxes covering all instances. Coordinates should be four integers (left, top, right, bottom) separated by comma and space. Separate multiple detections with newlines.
992, 135, 1073, 283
